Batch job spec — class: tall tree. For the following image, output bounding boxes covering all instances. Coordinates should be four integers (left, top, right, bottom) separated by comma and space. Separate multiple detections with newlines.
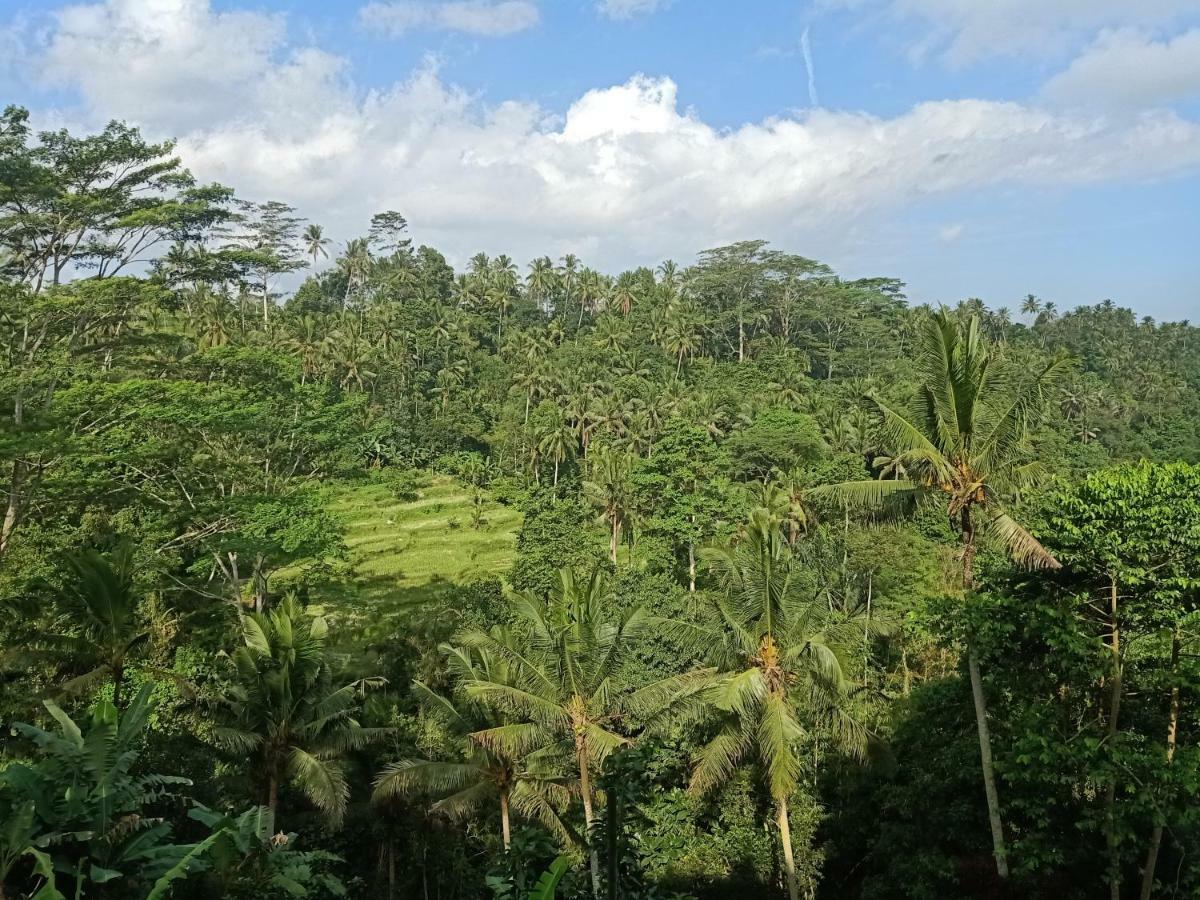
815, 309, 1070, 878
459, 568, 645, 898
374, 644, 570, 851
212, 596, 384, 826
634, 513, 877, 900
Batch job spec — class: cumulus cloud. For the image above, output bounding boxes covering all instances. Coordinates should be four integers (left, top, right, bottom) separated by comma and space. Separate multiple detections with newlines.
597, 0, 673, 21
1042, 28, 1200, 109
825, 0, 1200, 64
19, 0, 1200, 270
359, 0, 538, 37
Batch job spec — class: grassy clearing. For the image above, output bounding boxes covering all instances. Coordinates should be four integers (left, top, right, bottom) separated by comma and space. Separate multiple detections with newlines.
311, 474, 521, 644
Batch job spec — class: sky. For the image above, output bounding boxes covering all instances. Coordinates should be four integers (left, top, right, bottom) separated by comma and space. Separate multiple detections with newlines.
1, 0, 1199, 319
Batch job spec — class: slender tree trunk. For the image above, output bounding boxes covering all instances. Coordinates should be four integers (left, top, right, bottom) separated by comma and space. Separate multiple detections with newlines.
499, 788, 512, 851
577, 739, 602, 899
688, 540, 696, 592
962, 509, 1010, 879
1140, 624, 1181, 900
606, 781, 620, 900
268, 767, 280, 818
388, 839, 397, 900
253, 556, 269, 614
0, 459, 24, 557
610, 517, 619, 564
1105, 574, 1123, 900
554, 457, 560, 486
112, 664, 124, 710
777, 797, 800, 900
967, 644, 1009, 879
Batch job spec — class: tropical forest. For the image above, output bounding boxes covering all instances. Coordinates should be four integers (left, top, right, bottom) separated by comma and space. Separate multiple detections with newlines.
2, 106, 1200, 900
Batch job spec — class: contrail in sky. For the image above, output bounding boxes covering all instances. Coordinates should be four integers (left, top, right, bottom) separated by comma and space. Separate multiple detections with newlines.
801, 26, 818, 106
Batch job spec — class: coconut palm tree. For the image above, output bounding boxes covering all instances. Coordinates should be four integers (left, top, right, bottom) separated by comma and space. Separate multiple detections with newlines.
303, 224, 331, 266
812, 309, 1070, 878
537, 413, 575, 487
212, 596, 385, 826
47, 543, 148, 710
527, 256, 557, 313
373, 644, 571, 851
584, 448, 633, 563
632, 513, 877, 900
457, 568, 645, 898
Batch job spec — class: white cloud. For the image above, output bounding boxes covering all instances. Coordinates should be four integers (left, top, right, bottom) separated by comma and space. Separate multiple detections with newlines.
1042, 28, 1200, 109
359, 0, 538, 37
825, 0, 1200, 64
938, 223, 964, 243
597, 0, 673, 21
19, 0, 1200, 272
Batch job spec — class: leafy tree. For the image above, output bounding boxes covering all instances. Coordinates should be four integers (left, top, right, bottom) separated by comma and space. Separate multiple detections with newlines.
1, 686, 192, 900
374, 644, 570, 851
815, 309, 1070, 878
459, 567, 646, 898
634, 513, 877, 900
212, 596, 385, 826
44, 542, 149, 709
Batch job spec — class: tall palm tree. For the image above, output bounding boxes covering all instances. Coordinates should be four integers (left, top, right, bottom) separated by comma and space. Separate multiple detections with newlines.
527, 256, 557, 313
49, 543, 148, 710
537, 414, 575, 486
212, 596, 384, 826
303, 224, 331, 267
373, 644, 571, 851
584, 448, 633, 563
632, 513, 876, 900
813, 309, 1070, 878
457, 568, 645, 899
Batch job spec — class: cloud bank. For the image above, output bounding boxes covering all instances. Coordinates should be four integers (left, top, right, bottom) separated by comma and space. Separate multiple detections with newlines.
17, 0, 1200, 272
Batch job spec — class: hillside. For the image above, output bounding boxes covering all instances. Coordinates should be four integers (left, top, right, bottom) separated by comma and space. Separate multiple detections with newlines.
313, 475, 521, 643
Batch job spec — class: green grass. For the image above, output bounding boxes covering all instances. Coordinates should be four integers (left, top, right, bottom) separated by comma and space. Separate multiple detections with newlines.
310, 474, 521, 643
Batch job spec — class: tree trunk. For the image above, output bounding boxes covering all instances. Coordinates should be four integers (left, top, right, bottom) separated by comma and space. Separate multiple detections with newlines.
1105, 574, 1123, 900
554, 457, 560, 487
1139, 624, 1181, 900
388, 839, 397, 900
610, 517, 619, 564
253, 556, 269, 614
688, 540, 696, 592
268, 768, 280, 819
500, 788, 512, 851
961, 508, 1010, 879
112, 663, 124, 711
0, 458, 26, 558
967, 644, 1010, 879
577, 740, 602, 899
777, 797, 800, 900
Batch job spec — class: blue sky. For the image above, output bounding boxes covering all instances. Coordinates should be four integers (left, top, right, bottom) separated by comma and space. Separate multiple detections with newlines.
2, 0, 1199, 318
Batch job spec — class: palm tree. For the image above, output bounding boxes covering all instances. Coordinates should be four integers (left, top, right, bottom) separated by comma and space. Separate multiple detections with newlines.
632, 514, 876, 900
303, 224, 331, 267
338, 238, 373, 309
527, 256, 557, 313
557, 253, 579, 320
458, 568, 645, 898
373, 644, 570, 851
813, 309, 1070, 878
1020, 294, 1041, 320
584, 448, 633, 563
664, 313, 700, 376
212, 596, 384, 826
537, 414, 575, 486
49, 543, 148, 710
